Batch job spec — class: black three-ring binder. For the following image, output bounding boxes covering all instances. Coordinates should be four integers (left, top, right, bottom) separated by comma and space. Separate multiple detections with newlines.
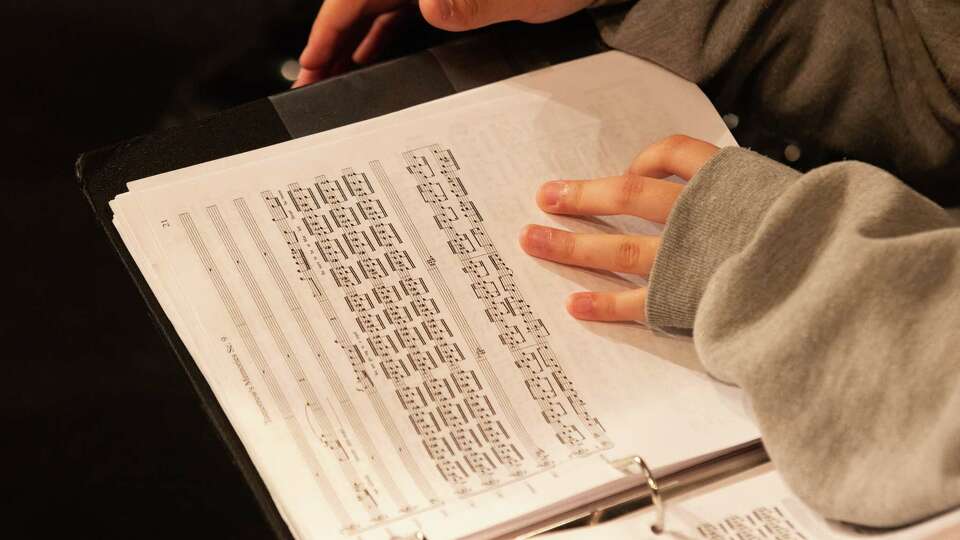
78, 13, 770, 538
77, 16, 617, 539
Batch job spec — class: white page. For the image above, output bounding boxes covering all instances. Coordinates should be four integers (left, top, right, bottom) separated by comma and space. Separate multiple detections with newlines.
541, 464, 960, 540
125, 51, 735, 193
117, 49, 736, 342
113, 52, 757, 539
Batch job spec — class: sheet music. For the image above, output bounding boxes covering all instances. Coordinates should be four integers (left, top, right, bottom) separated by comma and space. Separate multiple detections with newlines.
542, 464, 960, 540
111, 52, 759, 539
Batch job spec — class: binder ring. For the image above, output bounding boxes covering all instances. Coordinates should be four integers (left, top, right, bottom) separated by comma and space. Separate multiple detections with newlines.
632, 456, 665, 534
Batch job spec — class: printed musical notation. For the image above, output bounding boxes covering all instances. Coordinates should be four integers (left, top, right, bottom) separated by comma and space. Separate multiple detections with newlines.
264, 168, 533, 499
179, 141, 610, 533
402, 145, 611, 453
179, 212, 358, 532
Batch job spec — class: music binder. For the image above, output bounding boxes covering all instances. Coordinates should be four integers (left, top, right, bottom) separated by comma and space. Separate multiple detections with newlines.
388, 441, 768, 540
475, 442, 768, 539
78, 15, 771, 539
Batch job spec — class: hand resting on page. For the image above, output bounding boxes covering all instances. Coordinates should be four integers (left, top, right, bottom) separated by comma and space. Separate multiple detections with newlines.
519, 135, 719, 323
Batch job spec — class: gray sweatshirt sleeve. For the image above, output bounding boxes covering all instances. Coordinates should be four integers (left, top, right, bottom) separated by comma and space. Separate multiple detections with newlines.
650, 147, 960, 527
592, 0, 960, 206
590, 0, 960, 527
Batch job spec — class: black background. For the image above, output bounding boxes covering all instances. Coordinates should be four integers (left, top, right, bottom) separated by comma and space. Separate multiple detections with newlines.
3, 2, 367, 536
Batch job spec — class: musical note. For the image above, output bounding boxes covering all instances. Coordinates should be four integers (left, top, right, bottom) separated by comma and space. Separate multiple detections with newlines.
402, 144, 609, 452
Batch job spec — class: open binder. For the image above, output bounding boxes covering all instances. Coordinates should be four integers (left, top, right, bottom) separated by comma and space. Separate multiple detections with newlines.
483, 442, 767, 540
78, 15, 771, 539
373, 440, 767, 540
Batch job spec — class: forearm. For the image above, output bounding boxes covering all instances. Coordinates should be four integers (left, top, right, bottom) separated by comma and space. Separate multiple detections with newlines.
650, 147, 960, 526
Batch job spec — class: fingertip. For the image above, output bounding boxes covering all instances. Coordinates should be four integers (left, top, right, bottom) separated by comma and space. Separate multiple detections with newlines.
293, 67, 322, 88
567, 292, 595, 319
518, 224, 553, 257
418, 0, 452, 28
518, 224, 536, 253
536, 180, 566, 213
419, 0, 507, 31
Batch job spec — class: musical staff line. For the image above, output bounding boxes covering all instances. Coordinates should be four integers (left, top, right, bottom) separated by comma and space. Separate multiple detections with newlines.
369, 159, 548, 470
234, 199, 416, 518
264, 185, 440, 506
402, 144, 611, 454
178, 212, 355, 532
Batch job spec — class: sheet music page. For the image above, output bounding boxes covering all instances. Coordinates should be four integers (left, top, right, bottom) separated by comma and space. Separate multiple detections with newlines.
112, 52, 759, 540
541, 464, 960, 540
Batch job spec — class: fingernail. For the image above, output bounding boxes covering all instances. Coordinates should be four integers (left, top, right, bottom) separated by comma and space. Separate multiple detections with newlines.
523, 225, 551, 255
540, 181, 566, 210
438, 0, 453, 20
568, 293, 595, 317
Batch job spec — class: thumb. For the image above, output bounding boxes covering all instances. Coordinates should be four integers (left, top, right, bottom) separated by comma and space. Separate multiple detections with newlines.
419, 0, 588, 31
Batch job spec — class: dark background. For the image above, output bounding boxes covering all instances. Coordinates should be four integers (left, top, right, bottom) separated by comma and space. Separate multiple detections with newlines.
0, 2, 808, 537
3, 1, 366, 536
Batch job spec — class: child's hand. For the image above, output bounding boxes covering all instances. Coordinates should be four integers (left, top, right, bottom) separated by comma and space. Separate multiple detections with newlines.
295, 0, 597, 87
519, 135, 719, 322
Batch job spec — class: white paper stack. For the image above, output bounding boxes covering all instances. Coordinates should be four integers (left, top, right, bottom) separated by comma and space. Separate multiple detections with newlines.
111, 52, 758, 540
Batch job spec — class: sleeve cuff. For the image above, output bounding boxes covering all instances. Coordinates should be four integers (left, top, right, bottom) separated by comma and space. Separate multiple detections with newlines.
646, 147, 802, 330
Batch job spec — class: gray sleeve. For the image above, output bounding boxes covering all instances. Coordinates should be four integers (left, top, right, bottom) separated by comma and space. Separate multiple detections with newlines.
591, 0, 960, 206
649, 147, 960, 527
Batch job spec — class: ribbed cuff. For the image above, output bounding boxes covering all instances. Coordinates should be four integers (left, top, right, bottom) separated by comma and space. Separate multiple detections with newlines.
646, 147, 802, 330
